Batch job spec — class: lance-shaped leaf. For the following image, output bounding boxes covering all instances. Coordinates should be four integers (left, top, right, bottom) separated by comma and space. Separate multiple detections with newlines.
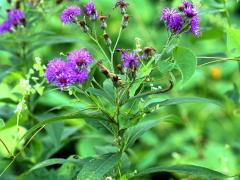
132, 164, 232, 179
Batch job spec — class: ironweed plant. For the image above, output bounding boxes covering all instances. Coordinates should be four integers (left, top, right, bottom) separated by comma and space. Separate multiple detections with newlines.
1, 0, 240, 180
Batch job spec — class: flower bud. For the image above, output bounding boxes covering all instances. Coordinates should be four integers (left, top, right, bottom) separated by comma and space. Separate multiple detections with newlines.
15, 0, 21, 9
115, 0, 129, 14
122, 14, 129, 28
103, 32, 112, 46
99, 15, 107, 30
178, 5, 184, 11
79, 20, 89, 33
56, 0, 63, 4
116, 64, 124, 73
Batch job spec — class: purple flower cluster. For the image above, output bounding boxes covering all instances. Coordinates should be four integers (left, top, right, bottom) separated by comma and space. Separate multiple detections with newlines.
60, 6, 81, 24
161, 8, 183, 33
161, 0, 200, 36
122, 50, 139, 68
60, 2, 99, 23
84, 1, 98, 20
45, 48, 93, 89
0, 9, 25, 34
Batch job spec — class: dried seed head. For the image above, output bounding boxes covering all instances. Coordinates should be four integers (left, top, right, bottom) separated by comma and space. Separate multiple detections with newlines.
122, 14, 129, 28
142, 47, 156, 58
79, 20, 89, 33
103, 32, 112, 46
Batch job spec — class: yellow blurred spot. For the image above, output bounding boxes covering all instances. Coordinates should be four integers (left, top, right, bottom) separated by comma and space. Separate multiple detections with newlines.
210, 66, 221, 79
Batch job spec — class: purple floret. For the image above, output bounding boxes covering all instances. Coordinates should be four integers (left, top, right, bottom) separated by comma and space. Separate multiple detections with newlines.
67, 48, 93, 68
190, 15, 200, 36
0, 20, 12, 34
183, 0, 194, 9
75, 68, 89, 83
60, 6, 81, 24
7, 9, 25, 25
122, 50, 139, 68
161, 8, 183, 33
84, 1, 98, 20
45, 59, 78, 89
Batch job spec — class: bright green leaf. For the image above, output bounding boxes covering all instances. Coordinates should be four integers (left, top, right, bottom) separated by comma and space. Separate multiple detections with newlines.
173, 46, 197, 83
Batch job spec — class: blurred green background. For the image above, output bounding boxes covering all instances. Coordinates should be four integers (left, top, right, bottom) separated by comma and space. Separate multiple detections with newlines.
0, 0, 240, 179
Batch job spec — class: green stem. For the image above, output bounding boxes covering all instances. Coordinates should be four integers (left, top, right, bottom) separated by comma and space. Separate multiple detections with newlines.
87, 32, 111, 66
198, 56, 240, 67
111, 27, 123, 70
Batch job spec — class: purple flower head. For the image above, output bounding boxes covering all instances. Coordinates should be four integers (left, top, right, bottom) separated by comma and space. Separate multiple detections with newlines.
122, 50, 139, 68
60, 6, 81, 24
84, 1, 98, 20
68, 48, 93, 69
0, 20, 12, 34
190, 15, 200, 36
161, 8, 183, 33
45, 59, 78, 89
7, 9, 25, 25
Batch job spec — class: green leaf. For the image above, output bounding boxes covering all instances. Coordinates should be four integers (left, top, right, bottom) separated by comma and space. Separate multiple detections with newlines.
0, 119, 5, 129
173, 46, 197, 83
123, 119, 160, 148
227, 28, 240, 57
29, 158, 69, 172
145, 97, 221, 108
158, 61, 175, 74
77, 153, 121, 180
133, 165, 231, 179
19, 109, 100, 144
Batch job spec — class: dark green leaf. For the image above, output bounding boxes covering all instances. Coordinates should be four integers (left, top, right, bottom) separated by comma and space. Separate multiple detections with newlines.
77, 153, 121, 180
29, 158, 69, 172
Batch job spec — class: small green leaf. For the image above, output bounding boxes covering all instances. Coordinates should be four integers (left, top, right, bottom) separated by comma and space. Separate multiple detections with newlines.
173, 46, 197, 83
158, 61, 175, 74
0, 119, 5, 129
77, 153, 121, 180
133, 165, 231, 179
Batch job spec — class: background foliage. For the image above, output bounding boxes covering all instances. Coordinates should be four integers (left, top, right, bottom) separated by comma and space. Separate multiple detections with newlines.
0, 0, 240, 179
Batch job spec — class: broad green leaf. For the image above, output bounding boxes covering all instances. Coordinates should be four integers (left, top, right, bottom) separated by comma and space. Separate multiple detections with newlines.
123, 114, 176, 149
227, 28, 240, 57
77, 153, 121, 180
0, 126, 27, 157
133, 165, 231, 179
173, 46, 197, 83
123, 119, 160, 149
145, 97, 221, 108
0, 119, 5, 129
